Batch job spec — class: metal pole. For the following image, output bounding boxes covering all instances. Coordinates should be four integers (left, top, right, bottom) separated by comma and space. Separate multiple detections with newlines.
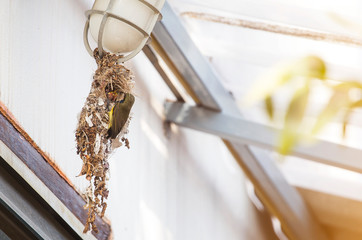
152, 3, 329, 240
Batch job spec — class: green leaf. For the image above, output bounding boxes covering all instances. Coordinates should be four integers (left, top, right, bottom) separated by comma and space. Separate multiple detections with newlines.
264, 96, 274, 120
278, 84, 310, 155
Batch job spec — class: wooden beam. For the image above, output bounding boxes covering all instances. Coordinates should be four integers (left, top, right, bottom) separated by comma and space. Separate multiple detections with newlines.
298, 187, 362, 240
0, 105, 111, 240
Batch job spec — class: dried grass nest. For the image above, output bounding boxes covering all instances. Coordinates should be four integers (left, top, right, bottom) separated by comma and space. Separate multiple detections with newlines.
75, 49, 134, 233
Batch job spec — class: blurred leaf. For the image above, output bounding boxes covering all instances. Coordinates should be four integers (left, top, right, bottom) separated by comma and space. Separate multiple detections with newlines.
342, 112, 350, 138
312, 83, 353, 135
350, 99, 362, 108
328, 12, 362, 36
332, 81, 362, 90
264, 96, 274, 120
285, 84, 310, 126
243, 55, 326, 107
278, 84, 310, 155
242, 68, 292, 107
291, 56, 327, 80
278, 131, 298, 156
342, 99, 362, 137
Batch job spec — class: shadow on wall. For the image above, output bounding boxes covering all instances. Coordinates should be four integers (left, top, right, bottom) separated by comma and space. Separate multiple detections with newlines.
117, 58, 278, 240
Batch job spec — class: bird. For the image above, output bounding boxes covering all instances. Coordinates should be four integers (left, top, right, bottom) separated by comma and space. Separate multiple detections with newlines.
107, 92, 135, 139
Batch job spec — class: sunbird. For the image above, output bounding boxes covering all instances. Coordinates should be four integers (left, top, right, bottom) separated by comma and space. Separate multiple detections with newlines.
107, 92, 135, 139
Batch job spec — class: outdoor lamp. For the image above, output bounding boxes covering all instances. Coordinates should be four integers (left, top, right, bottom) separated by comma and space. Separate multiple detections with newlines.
84, 0, 165, 62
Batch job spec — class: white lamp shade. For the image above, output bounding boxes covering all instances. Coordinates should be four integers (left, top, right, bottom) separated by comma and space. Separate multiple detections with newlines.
89, 0, 165, 54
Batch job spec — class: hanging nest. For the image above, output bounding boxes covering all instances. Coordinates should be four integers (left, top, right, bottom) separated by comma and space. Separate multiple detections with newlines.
75, 49, 134, 233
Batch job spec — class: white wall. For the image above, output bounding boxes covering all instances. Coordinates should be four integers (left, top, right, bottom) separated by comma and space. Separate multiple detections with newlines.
0, 1, 274, 239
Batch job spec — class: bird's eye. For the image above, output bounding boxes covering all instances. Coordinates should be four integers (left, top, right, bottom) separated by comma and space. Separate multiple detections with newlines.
119, 92, 126, 101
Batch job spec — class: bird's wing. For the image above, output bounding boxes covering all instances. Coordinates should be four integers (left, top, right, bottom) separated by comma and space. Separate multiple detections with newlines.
111, 103, 128, 138
108, 93, 135, 139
